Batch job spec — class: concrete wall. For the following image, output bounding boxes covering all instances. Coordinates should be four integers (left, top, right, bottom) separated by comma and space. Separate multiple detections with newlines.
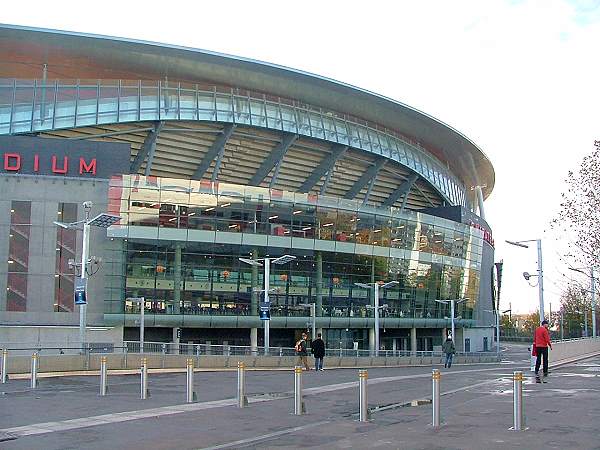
0, 174, 114, 331
550, 338, 600, 366
0, 325, 123, 351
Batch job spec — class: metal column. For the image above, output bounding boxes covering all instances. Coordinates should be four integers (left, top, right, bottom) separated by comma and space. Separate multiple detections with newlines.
358, 369, 369, 422
294, 366, 304, 415
1, 349, 7, 383
432, 369, 441, 427
100, 356, 108, 396
140, 358, 149, 399
30, 353, 38, 389
186, 358, 195, 403
237, 361, 247, 408
511, 371, 526, 430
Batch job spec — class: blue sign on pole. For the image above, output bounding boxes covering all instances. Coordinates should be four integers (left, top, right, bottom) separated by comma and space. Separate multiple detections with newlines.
74, 278, 87, 305
259, 302, 270, 320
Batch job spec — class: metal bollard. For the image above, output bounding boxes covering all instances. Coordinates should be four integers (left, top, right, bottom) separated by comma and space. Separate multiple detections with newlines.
30, 353, 38, 389
140, 357, 149, 399
294, 366, 305, 415
186, 358, 196, 403
358, 369, 369, 422
237, 361, 248, 408
511, 371, 527, 431
432, 369, 441, 427
100, 356, 108, 396
1, 349, 7, 383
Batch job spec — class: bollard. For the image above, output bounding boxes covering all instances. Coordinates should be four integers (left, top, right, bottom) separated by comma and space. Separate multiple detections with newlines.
294, 366, 305, 415
100, 356, 108, 396
510, 371, 527, 431
186, 358, 196, 403
30, 353, 38, 389
432, 369, 441, 427
237, 361, 248, 408
358, 369, 369, 422
1, 349, 7, 383
140, 357, 149, 399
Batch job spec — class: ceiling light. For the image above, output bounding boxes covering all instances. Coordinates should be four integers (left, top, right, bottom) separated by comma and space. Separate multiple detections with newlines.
269, 215, 279, 220
228, 224, 238, 229
323, 223, 333, 227
302, 227, 312, 231
188, 212, 196, 216
205, 207, 215, 212
293, 210, 302, 215
220, 203, 231, 208
374, 229, 381, 233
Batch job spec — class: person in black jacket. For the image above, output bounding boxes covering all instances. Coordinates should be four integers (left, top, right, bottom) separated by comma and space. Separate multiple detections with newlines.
311, 333, 326, 371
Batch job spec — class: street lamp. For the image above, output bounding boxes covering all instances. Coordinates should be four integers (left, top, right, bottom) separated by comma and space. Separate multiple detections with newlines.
54, 202, 120, 350
569, 266, 597, 338
128, 297, 145, 352
299, 302, 316, 340
435, 298, 467, 345
506, 239, 545, 323
239, 254, 296, 354
355, 281, 398, 356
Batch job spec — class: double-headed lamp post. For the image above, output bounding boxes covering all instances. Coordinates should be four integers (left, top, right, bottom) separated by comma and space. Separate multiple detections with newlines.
435, 298, 467, 345
355, 281, 398, 356
569, 266, 597, 338
506, 239, 545, 323
54, 202, 120, 350
239, 254, 296, 355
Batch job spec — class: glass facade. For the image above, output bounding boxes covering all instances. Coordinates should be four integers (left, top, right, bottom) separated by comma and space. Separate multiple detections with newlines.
7, 200, 31, 311
105, 175, 483, 322
0, 78, 467, 207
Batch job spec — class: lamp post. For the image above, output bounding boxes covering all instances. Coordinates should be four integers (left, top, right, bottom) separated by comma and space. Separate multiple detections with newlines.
355, 281, 398, 356
506, 239, 545, 323
299, 302, 316, 340
240, 254, 296, 355
54, 202, 120, 351
569, 266, 597, 338
436, 298, 467, 345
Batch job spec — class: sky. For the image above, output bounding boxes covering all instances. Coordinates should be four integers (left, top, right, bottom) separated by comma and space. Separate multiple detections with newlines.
3, 0, 599, 314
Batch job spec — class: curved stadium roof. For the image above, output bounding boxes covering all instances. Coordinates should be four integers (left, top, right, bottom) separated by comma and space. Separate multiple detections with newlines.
0, 24, 494, 210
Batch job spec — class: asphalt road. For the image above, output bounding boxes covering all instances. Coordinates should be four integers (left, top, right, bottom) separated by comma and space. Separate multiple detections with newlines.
2, 344, 597, 450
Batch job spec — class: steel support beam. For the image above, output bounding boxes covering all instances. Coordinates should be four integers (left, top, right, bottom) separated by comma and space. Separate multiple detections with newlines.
298, 144, 348, 193
191, 124, 236, 180
249, 133, 298, 186
382, 173, 419, 207
344, 157, 386, 200
130, 121, 164, 174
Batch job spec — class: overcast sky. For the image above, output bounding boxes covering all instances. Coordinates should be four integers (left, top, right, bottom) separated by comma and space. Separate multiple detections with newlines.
4, 0, 599, 314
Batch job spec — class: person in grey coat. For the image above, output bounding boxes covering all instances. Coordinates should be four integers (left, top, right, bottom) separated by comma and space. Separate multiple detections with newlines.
442, 337, 456, 368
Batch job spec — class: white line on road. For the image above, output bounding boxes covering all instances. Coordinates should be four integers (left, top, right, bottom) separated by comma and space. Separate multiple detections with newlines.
198, 421, 328, 450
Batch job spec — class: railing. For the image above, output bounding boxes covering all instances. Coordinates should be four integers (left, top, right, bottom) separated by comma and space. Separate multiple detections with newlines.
0, 78, 467, 207
0, 341, 495, 359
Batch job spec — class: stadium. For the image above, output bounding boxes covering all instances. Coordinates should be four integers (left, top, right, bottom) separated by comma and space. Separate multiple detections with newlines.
0, 24, 496, 353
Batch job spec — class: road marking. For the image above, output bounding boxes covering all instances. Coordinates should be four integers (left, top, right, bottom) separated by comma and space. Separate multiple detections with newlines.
0, 365, 523, 438
198, 421, 328, 450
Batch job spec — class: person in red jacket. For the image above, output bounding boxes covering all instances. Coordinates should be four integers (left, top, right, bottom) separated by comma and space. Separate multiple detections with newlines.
534, 320, 552, 382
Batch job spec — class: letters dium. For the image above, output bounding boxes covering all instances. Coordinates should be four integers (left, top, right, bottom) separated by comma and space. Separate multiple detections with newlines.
3, 152, 97, 175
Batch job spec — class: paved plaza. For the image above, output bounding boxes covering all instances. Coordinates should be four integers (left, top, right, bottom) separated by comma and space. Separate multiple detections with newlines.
1, 345, 599, 449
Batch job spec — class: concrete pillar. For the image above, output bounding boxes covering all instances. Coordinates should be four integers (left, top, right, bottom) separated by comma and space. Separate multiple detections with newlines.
173, 327, 180, 354
315, 252, 323, 316
250, 328, 257, 352
410, 327, 417, 355
442, 327, 448, 341
369, 328, 375, 353
392, 338, 397, 353
173, 242, 182, 314
250, 248, 258, 350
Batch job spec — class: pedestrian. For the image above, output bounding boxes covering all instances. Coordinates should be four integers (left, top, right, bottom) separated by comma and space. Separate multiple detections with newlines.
442, 336, 455, 368
295, 332, 311, 371
534, 319, 552, 383
311, 333, 326, 371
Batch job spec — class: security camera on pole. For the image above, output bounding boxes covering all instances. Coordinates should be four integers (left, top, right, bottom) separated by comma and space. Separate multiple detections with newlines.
506, 239, 545, 323
436, 298, 467, 344
54, 202, 120, 352
354, 281, 398, 356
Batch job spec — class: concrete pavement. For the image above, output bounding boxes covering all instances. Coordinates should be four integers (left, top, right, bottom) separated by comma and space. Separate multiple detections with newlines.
1, 344, 598, 449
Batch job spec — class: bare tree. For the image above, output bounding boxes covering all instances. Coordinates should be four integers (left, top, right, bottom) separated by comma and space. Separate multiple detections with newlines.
552, 140, 600, 268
